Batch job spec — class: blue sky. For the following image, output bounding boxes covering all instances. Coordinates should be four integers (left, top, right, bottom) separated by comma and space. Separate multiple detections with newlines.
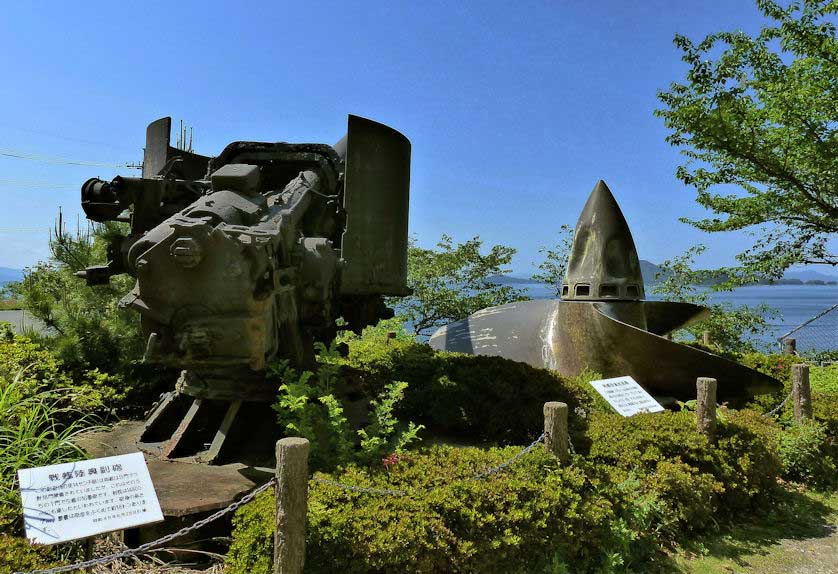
0, 0, 820, 274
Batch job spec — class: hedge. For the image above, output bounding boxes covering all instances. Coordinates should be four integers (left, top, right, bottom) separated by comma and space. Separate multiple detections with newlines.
226, 409, 784, 574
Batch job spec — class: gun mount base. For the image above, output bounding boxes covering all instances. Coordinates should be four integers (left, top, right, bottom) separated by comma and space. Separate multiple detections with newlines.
139, 390, 279, 466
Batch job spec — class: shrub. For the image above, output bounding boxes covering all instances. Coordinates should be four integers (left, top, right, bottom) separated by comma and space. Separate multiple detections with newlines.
227, 446, 636, 574
778, 420, 837, 486
337, 319, 594, 446
811, 364, 838, 393
272, 340, 424, 472
812, 390, 838, 440
0, 535, 57, 572
588, 409, 780, 520
739, 352, 794, 383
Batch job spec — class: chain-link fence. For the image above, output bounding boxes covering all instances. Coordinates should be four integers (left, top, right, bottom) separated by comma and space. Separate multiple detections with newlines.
778, 303, 837, 358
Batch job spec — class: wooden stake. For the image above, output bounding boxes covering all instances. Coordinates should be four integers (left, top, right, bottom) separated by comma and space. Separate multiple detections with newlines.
696, 377, 717, 442
543, 402, 569, 464
792, 363, 812, 423
274, 438, 310, 574
702, 331, 711, 346
783, 338, 797, 356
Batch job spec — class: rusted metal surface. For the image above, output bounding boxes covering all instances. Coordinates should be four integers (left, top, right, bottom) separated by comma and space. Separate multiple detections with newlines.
562, 181, 644, 302
77, 115, 412, 463
430, 180, 782, 402
77, 422, 264, 517
339, 114, 412, 297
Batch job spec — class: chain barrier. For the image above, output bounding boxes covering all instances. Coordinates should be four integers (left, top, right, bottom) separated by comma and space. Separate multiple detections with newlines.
763, 391, 793, 418
312, 433, 546, 497
14, 432, 551, 574
13, 478, 277, 574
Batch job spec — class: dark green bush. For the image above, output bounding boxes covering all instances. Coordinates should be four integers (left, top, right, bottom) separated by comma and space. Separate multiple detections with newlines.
778, 420, 837, 486
738, 352, 794, 383
337, 320, 594, 446
227, 446, 640, 574
812, 390, 838, 440
588, 409, 780, 522
0, 535, 57, 572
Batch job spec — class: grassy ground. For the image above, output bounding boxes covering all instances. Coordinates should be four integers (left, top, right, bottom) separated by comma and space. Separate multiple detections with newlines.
668, 485, 838, 574
0, 299, 21, 310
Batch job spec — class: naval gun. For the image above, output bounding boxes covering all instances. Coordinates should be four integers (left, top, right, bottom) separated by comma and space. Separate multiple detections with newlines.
78, 115, 410, 464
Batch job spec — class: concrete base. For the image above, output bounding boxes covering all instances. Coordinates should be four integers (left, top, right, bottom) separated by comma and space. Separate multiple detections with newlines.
77, 421, 272, 520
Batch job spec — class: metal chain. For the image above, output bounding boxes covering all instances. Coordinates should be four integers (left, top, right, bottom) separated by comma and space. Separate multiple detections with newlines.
313, 433, 546, 497
764, 391, 793, 418
13, 478, 277, 574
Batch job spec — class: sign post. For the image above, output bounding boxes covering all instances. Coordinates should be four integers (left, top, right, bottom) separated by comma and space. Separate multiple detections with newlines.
17, 452, 163, 545
589, 376, 664, 417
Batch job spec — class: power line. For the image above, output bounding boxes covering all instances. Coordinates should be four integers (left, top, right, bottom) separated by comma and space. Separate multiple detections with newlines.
0, 120, 141, 153
0, 178, 78, 189
0, 228, 49, 233
0, 148, 137, 169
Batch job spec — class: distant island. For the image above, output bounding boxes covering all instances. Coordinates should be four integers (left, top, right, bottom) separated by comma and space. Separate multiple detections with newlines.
489, 260, 838, 287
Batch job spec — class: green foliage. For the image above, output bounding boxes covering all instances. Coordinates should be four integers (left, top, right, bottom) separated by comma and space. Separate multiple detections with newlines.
9, 220, 171, 415
0, 534, 57, 572
652, 245, 777, 353
531, 225, 573, 297
0, 370, 93, 532
656, 0, 838, 276
338, 319, 594, 446
812, 390, 838, 438
226, 488, 275, 574
228, 447, 636, 574
739, 352, 795, 383
391, 235, 528, 337
0, 329, 122, 419
227, 406, 788, 574
272, 340, 423, 471
811, 364, 838, 393
778, 420, 837, 486
589, 409, 781, 522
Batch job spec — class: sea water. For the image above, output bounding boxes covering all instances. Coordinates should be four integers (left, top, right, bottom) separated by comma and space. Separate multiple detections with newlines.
522, 284, 837, 352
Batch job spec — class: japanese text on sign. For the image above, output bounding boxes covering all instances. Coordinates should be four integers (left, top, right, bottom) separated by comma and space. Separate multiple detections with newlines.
18, 452, 163, 545
589, 376, 664, 417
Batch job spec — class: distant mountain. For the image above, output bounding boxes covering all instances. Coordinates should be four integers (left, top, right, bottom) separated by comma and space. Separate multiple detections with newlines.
639, 260, 665, 284
492, 259, 838, 289
0, 267, 23, 286
491, 259, 667, 286
487, 274, 540, 285
783, 269, 838, 282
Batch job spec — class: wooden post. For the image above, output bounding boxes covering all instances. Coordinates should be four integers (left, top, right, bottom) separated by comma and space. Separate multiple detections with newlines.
274, 438, 310, 574
783, 338, 797, 355
696, 378, 717, 442
702, 331, 711, 346
543, 402, 569, 464
83, 536, 94, 573
792, 363, 812, 423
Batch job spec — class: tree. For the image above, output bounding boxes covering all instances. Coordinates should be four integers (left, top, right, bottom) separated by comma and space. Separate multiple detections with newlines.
656, 0, 838, 282
391, 235, 528, 337
531, 225, 574, 297
651, 245, 778, 353
9, 214, 170, 413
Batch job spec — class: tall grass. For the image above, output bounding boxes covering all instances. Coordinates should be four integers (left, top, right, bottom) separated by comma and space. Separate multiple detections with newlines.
0, 368, 95, 527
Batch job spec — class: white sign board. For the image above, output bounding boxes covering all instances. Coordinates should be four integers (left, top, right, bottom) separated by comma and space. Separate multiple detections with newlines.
18, 452, 163, 545
589, 376, 664, 417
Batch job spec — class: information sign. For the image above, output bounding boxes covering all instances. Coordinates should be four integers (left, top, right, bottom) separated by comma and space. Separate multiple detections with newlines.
589, 376, 664, 417
18, 452, 163, 545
